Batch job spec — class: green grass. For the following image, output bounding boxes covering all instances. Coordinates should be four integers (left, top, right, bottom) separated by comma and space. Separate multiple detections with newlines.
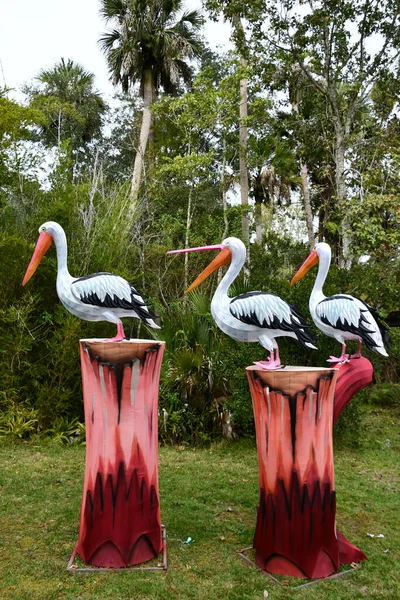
0, 405, 399, 600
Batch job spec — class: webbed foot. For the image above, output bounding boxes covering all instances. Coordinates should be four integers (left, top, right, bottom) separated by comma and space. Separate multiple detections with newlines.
327, 355, 350, 364
254, 360, 282, 370
104, 335, 126, 342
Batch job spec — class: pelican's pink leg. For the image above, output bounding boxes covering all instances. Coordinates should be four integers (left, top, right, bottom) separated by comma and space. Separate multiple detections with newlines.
254, 350, 274, 370
274, 347, 281, 368
327, 343, 349, 363
350, 339, 363, 359
255, 348, 282, 370
105, 321, 126, 342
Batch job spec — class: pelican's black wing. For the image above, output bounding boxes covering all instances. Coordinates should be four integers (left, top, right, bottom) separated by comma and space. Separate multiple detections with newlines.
71, 272, 157, 321
230, 291, 314, 347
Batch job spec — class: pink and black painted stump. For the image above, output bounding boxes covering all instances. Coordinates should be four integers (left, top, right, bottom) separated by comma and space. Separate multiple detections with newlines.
74, 339, 165, 568
246, 360, 371, 580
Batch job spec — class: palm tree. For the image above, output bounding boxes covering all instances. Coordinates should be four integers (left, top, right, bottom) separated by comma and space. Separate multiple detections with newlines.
99, 0, 204, 218
33, 58, 106, 152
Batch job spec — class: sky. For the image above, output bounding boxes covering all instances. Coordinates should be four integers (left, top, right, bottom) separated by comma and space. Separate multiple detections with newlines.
0, 0, 231, 101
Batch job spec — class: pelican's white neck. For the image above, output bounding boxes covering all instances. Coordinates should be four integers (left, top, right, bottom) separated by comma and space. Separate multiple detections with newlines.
46, 222, 70, 277
212, 241, 246, 306
310, 244, 331, 309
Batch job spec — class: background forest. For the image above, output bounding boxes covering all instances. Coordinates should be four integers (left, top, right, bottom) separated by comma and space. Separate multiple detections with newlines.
0, 0, 399, 444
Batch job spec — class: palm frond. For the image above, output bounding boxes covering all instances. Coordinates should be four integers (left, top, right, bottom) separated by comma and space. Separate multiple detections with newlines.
99, 29, 122, 52
100, 0, 127, 21
99, 0, 205, 95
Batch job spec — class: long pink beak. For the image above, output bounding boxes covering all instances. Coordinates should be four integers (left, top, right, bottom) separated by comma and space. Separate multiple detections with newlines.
167, 244, 225, 255
22, 232, 53, 286
167, 243, 231, 293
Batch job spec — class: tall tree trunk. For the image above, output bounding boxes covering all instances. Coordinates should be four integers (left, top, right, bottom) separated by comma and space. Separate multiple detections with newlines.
300, 161, 314, 249
57, 110, 62, 148
232, 15, 249, 247
217, 138, 229, 286
221, 137, 229, 240
254, 202, 262, 244
147, 80, 156, 186
253, 171, 264, 245
291, 92, 314, 249
335, 129, 352, 269
240, 69, 250, 280
184, 184, 194, 295
239, 57, 249, 246
128, 69, 154, 222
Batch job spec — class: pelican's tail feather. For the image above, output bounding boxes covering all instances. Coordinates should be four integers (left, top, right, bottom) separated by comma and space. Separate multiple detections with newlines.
357, 301, 390, 356
289, 303, 317, 349
305, 342, 318, 350
146, 318, 161, 329
376, 346, 388, 357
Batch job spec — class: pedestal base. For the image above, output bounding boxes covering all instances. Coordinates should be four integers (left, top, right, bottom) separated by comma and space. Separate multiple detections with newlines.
237, 546, 357, 589
76, 339, 165, 568
247, 363, 368, 580
68, 526, 168, 572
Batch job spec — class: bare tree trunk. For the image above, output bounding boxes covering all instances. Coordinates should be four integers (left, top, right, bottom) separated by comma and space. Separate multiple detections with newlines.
58, 110, 62, 148
253, 170, 265, 245
255, 202, 262, 244
290, 91, 314, 249
218, 138, 229, 285
184, 184, 193, 295
231, 15, 249, 247
239, 56, 249, 246
221, 137, 229, 240
335, 129, 352, 269
128, 69, 154, 222
300, 162, 314, 249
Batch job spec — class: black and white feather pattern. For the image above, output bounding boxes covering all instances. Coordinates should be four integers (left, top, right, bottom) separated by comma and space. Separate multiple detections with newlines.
317, 294, 390, 351
71, 272, 157, 324
229, 291, 315, 348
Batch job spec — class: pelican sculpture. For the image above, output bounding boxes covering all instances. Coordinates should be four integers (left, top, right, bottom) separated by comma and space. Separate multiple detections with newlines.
291, 242, 389, 362
168, 237, 316, 369
22, 221, 160, 341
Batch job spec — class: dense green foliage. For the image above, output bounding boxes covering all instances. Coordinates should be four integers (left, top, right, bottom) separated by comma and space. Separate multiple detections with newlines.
0, 0, 399, 443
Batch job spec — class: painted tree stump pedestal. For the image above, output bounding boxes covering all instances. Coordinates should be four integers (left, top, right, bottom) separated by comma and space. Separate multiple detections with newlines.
246, 363, 368, 580
71, 339, 165, 569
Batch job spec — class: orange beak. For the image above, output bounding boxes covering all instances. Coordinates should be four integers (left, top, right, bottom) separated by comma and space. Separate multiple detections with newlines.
290, 249, 319, 286
186, 247, 232, 293
22, 232, 53, 286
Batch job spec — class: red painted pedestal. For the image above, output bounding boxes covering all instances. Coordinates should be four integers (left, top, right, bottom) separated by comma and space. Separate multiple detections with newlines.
76, 339, 165, 568
333, 357, 373, 425
247, 363, 368, 579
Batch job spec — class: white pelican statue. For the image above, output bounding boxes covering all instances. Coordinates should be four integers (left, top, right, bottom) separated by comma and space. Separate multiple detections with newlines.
167, 237, 316, 369
291, 242, 389, 362
22, 221, 160, 341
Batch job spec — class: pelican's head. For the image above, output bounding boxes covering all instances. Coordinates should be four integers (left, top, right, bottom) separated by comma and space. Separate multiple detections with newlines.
167, 236, 245, 293
22, 221, 58, 286
37, 221, 63, 237
290, 242, 331, 286
221, 236, 246, 258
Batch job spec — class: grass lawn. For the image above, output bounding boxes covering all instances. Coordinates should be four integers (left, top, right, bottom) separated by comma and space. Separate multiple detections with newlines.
0, 404, 399, 600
